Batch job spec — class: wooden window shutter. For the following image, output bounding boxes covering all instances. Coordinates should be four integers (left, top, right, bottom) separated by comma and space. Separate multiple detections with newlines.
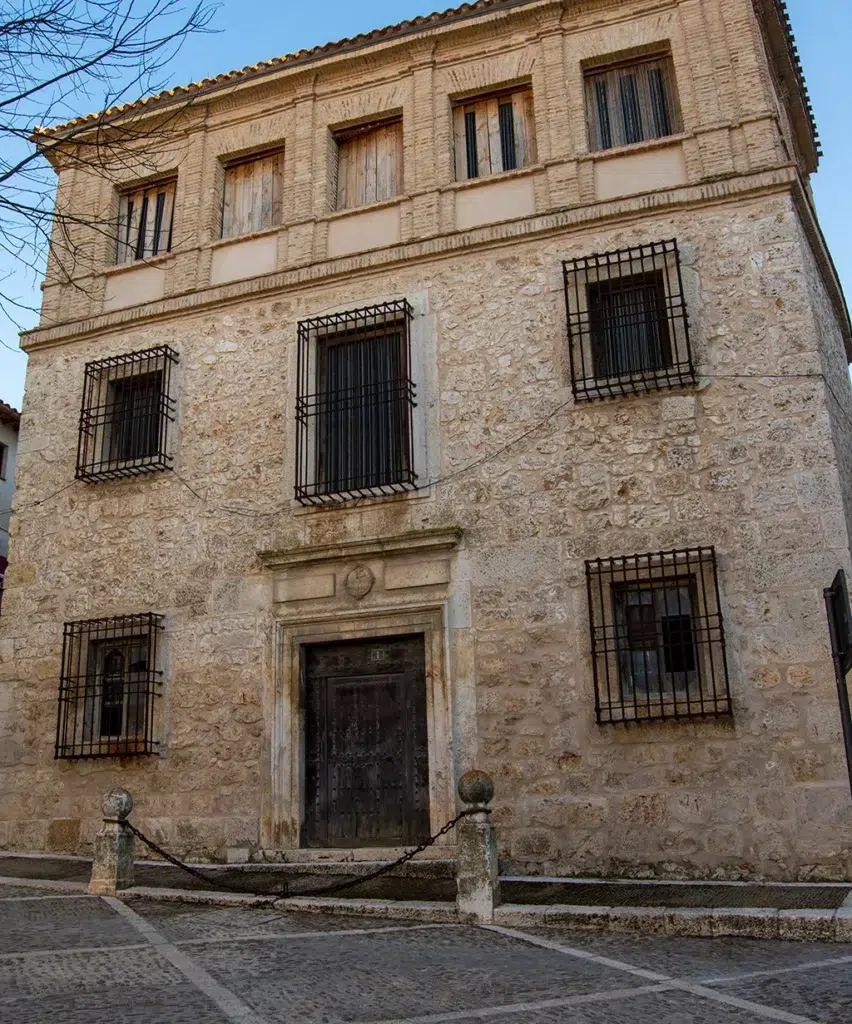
584, 55, 682, 152
335, 120, 403, 210
221, 150, 285, 239
117, 180, 176, 264
453, 86, 536, 181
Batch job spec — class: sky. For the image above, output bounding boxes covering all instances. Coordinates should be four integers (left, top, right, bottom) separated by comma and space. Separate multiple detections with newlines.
0, 0, 849, 411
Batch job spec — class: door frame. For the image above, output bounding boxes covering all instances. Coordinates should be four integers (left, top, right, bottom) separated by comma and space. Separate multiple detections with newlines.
302, 634, 430, 848
267, 605, 455, 850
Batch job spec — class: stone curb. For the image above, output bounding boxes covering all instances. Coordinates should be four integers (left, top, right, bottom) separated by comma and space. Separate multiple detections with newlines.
2, 874, 851, 940
122, 885, 278, 907
0, 875, 89, 894
273, 896, 459, 922
494, 904, 852, 941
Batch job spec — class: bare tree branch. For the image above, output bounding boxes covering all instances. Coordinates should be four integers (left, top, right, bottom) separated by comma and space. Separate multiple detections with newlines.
0, 0, 216, 341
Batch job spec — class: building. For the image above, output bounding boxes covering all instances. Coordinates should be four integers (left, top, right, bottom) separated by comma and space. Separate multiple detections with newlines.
0, 401, 20, 611
0, 0, 850, 879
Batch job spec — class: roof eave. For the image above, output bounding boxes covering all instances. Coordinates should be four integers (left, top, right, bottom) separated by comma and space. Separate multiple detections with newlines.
35, 0, 548, 143
0, 403, 21, 429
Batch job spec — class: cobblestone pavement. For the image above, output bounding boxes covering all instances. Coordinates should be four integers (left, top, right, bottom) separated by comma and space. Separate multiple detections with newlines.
1, 884, 850, 1024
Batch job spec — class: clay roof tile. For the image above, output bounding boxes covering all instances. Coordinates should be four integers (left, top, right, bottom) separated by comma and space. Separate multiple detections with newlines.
34, 0, 528, 139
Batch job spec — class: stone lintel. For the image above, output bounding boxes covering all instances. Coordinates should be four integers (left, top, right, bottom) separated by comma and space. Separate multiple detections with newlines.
259, 526, 463, 571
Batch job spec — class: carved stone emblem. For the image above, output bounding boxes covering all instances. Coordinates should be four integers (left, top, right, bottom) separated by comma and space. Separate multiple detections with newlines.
344, 564, 375, 600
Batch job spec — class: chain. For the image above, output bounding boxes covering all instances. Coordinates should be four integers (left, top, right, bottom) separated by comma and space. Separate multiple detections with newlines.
291, 809, 475, 899
125, 808, 480, 901
124, 822, 275, 895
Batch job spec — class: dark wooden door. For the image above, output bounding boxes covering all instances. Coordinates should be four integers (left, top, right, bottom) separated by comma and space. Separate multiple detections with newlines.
303, 635, 430, 848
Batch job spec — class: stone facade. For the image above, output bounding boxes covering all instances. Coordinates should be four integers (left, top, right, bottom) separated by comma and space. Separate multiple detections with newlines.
2, 0, 852, 880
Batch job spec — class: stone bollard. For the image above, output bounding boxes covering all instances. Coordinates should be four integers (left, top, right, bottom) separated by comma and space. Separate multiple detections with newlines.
455, 770, 501, 923
88, 789, 135, 895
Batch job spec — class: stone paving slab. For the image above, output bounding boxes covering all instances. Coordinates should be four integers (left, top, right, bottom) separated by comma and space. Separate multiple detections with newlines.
0, 894, 141, 952
459, 989, 800, 1024
0, 945, 184, 1000
521, 929, 852, 980
187, 924, 652, 1023
132, 899, 437, 942
712, 970, 852, 1024
4, 882, 852, 1023
2, 980, 232, 1024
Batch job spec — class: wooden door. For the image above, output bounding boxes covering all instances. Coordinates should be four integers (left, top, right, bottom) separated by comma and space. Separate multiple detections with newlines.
303, 635, 430, 848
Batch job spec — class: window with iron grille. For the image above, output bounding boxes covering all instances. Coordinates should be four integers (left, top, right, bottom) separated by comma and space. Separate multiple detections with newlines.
295, 300, 417, 505
452, 86, 537, 181
55, 613, 163, 758
76, 345, 179, 482
585, 54, 682, 152
586, 547, 731, 725
563, 239, 694, 401
116, 180, 176, 264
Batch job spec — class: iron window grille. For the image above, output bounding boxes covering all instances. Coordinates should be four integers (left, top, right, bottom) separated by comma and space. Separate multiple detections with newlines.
585, 54, 682, 152
563, 239, 694, 401
76, 345, 179, 482
295, 300, 417, 505
55, 613, 163, 758
586, 547, 731, 725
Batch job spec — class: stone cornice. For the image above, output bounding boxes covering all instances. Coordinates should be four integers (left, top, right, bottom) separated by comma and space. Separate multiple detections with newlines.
23, 167, 814, 353
259, 527, 464, 570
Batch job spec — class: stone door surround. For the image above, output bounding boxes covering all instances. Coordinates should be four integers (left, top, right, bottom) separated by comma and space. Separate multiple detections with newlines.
259, 527, 466, 852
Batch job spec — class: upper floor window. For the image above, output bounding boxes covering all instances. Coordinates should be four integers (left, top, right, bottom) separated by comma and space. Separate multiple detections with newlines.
453, 86, 536, 181
116, 180, 176, 264
0, 441, 7, 480
562, 239, 694, 401
335, 119, 403, 210
585, 54, 681, 152
76, 345, 179, 482
586, 547, 731, 725
221, 149, 285, 239
55, 613, 164, 758
295, 300, 417, 505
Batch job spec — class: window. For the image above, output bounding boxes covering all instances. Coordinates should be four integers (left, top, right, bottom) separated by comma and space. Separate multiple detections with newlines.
76, 345, 179, 482
116, 180, 176, 264
562, 239, 694, 400
585, 54, 681, 152
335, 119, 403, 210
221, 150, 285, 238
0, 441, 7, 480
55, 613, 163, 758
453, 86, 536, 180
586, 547, 731, 725
295, 300, 417, 505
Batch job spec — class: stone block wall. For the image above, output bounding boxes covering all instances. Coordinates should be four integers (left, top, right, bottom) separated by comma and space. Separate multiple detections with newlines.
2, 187, 852, 879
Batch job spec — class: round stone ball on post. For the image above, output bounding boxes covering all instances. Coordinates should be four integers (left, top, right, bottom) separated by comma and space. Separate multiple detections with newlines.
457, 769, 494, 811
455, 770, 501, 923
102, 788, 133, 822
88, 788, 135, 895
